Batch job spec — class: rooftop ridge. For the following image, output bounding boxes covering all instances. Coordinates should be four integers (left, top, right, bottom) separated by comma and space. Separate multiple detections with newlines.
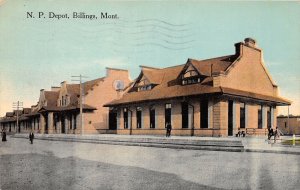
190, 54, 235, 62
106, 67, 128, 72
139, 65, 161, 70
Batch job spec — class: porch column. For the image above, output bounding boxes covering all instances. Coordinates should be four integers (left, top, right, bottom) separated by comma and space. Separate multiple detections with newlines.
76, 114, 80, 134
262, 106, 267, 129
117, 109, 121, 129
208, 100, 213, 129
31, 119, 34, 131
40, 114, 45, 134
65, 116, 69, 134
48, 112, 54, 134
271, 107, 274, 128
233, 101, 237, 130
57, 117, 62, 134
245, 104, 249, 128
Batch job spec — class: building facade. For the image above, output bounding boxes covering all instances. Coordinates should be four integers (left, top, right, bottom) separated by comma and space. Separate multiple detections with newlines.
104, 38, 291, 137
0, 68, 131, 134
277, 116, 300, 135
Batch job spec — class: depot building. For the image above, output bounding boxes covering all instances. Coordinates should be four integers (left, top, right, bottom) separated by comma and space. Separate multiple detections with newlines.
104, 38, 291, 137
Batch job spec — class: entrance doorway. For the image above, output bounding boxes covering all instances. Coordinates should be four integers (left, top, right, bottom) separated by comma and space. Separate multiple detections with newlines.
109, 110, 117, 130
228, 100, 233, 136
61, 115, 65, 133
182, 102, 189, 128
165, 104, 171, 128
200, 100, 208, 128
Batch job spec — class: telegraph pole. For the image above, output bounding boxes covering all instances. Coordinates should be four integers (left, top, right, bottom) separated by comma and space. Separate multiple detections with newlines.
71, 74, 88, 135
13, 101, 23, 133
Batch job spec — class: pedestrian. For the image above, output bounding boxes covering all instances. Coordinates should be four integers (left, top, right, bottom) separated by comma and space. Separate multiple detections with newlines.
236, 128, 241, 137
166, 122, 172, 137
274, 127, 278, 142
2, 129, 7, 142
29, 131, 34, 144
268, 127, 273, 140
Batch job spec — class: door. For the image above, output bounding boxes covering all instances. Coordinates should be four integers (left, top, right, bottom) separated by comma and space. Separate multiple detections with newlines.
109, 110, 117, 130
61, 115, 65, 133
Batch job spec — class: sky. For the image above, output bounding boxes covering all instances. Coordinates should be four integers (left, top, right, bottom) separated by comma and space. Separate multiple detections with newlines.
0, 0, 299, 116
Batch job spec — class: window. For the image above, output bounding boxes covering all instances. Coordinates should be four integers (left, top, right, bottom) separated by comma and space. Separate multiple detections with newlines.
136, 107, 142, 129
240, 103, 245, 128
200, 100, 208, 128
165, 104, 171, 128
124, 108, 128, 129
135, 78, 153, 92
138, 85, 152, 91
258, 105, 262, 129
150, 106, 155, 129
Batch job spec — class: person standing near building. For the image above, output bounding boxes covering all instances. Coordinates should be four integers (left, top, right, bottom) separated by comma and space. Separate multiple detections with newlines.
166, 122, 172, 137
29, 131, 34, 144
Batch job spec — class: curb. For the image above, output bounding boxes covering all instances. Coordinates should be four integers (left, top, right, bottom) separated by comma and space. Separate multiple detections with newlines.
244, 148, 300, 155
11, 136, 300, 155
12, 136, 244, 152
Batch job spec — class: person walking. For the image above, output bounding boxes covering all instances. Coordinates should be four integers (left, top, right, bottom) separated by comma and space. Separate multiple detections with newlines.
29, 131, 34, 144
2, 129, 7, 142
268, 127, 273, 140
166, 122, 172, 137
274, 127, 278, 142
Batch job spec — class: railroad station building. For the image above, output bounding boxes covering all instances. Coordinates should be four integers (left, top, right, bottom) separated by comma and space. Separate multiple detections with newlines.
104, 38, 291, 136
1, 68, 131, 134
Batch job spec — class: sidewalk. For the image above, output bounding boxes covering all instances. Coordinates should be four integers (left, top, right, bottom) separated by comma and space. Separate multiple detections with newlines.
12, 133, 300, 155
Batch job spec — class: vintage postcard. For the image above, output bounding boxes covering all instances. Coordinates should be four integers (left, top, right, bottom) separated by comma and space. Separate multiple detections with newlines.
0, 0, 299, 189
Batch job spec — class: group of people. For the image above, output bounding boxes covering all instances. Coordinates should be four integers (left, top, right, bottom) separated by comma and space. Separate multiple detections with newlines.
236, 128, 246, 137
268, 127, 279, 141
1, 129, 35, 144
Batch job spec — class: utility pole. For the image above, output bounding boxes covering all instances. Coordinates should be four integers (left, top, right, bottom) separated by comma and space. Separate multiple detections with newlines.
13, 101, 23, 133
287, 106, 290, 134
72, 74, 88, 135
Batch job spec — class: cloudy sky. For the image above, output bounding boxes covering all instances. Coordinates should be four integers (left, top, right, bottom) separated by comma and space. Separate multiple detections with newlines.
0, 0, 299, 116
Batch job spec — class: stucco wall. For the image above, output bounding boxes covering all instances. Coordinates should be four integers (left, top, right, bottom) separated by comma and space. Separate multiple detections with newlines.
220, 45, 277, 97
84, 69, 131, 132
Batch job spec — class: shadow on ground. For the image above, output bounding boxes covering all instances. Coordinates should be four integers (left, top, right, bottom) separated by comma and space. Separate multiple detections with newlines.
0, 153, 223, 190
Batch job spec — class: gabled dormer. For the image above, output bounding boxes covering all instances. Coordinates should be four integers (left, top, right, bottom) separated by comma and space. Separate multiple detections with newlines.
131, 67, 162, 92
133, 74, 153, 91
57, 81, 78, 107
37, 89, 47, 109
179, 60, 205, 85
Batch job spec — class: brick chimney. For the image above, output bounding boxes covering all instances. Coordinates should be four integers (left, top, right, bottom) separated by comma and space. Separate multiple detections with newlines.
235, 37, 258, 56
244, 37, 257, 48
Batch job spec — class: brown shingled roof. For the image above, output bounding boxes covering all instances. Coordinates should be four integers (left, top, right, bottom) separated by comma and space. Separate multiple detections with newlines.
23, 108, 31, 114
142, 69, 165, 85
44, 91, 59, 107
104, 55, 290, 107
6, 112, 14, 117
188, 55, 237, 76
39, 104, 96, 112
220, 87, 291, 105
